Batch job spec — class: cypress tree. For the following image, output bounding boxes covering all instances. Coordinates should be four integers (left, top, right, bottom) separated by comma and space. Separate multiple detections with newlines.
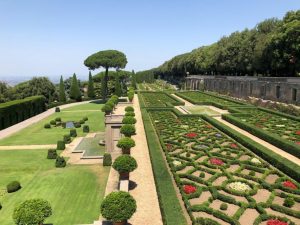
70, 73, 81, 101
87, 71, 95, 98
131, 70, 136, 89
59, 75, 66, 102
114, 75, 122, 97
101, 75, 107, 100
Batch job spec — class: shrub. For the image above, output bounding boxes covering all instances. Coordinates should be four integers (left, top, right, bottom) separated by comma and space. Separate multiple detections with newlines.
199, 172, 205, 178
83, 116, 88, 121
61, 122, 66, 128
220, 203, 228, 210
101, 104, 113, 115
125, 106, 134, 112
57, 140, 65, 150
195, 218, 221, 225
55, 107, 60, 112
13, 199, 52, 225
122, 116, 137, 124
44, 123, 51, 129
283, 197, 295, 208
83, 125, 90, 133
249, 171, 255, 176
101, 191, 136, 223
125, 112, 135, 117
63, 134, 71, 144
74, 122, 81, 128
128, 92, 134, 102
112, 155, 137, 173
7, 181, 21, 193
186, 152, 191, 157
79, 119, 85, 124
117, 137, 135, 154
55, 156, 66, 168
47, 149, 57, 159
0, 202, 2, 210
55, 117, 61, 122
50, 120, 56, 125
70, 129, 77, 137
103, 153, 112, 166
120, 124, 136, 137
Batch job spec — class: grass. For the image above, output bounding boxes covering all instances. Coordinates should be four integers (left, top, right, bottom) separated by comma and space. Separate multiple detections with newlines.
184, 106, 221, 116
0, 102, 105, 145
0, 149, 110, 225
76, 133, 106, 156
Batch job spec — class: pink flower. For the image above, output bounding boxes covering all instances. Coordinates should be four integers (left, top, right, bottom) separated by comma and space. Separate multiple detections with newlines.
183, 185, 196, 194
282, 180, 297, 190
186, 132, 197, 138
210, 158, 224, 165
267, 219, 288, 225
295, 130, 300, 135
166, 143, 172, 150
230, 143, 238, 149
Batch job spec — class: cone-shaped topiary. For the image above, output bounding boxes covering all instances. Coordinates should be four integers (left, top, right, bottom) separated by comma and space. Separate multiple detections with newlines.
101, 191, 136, 224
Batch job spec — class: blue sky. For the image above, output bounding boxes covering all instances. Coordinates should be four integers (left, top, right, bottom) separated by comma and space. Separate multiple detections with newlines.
0, 0, 299, 79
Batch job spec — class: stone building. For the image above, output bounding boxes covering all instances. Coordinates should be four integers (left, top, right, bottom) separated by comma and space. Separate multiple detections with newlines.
185, 75, 300, 105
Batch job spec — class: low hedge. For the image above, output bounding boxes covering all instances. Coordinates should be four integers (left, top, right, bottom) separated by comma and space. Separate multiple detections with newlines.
203, 115, 300, 181
222, 114, 300, 159
103, 153, 112, 166
47, 149, 57, 159
83, 125, 89, 133
55, 156, 66, 168
57, 140, 65, 150
7, 181, 21, 193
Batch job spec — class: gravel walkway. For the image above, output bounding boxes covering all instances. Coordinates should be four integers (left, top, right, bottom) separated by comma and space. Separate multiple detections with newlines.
128, 94, 163, 225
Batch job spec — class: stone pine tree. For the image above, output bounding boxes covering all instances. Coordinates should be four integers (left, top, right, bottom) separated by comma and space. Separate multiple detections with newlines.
59, 75, 66, 102
131, 70, 136, 89
114, 74, 122, 97
87, 71, 95, 98
84, 50, 127, 100
69, 73, 82, 101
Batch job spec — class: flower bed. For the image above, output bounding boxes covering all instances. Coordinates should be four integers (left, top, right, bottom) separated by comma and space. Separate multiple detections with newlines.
227, 181, 251, 192
183, 185, 196, 194
282, 180, 297, 190
267, 219, 288, 225
186, 132, 198, 138
210, 158, 224, 165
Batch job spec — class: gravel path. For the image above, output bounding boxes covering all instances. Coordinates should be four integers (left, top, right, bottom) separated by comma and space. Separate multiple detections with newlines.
128, 94, 163, 225
0, 100, 92, 140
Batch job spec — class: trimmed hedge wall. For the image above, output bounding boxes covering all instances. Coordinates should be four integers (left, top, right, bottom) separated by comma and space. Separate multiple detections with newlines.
0, 96, 46, 130
202, 115, 300, 181
222, 114, 300, 159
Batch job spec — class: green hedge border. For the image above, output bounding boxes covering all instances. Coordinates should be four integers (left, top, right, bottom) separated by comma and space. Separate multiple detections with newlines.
139, 91, 185, 108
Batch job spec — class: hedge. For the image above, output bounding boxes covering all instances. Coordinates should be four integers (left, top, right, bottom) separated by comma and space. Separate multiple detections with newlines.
222, 114, 300, 159
139, 96, 187, 225
0, 96, 46, 130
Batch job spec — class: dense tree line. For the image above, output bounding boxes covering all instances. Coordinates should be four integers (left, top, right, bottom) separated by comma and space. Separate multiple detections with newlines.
142, 10, 300, 80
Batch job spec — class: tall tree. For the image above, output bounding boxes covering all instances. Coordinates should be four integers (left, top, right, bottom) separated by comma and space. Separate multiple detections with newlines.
87, 71, 95, 98
84, 50, 127, 100
69, 73, 81, 101
59, 75, 66, 102
131, 70, 136, 89
114, 74, 122, 97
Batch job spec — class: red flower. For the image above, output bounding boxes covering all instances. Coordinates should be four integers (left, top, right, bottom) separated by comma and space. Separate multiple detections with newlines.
183, 185, 196, 194
267, 219, 288, 225
283, 180, 297, 190
186, 132, 198, 138
295, 130, 300, 135
210, 158, 224, 165
230, 143, 238, 149
166, 143, 172, 150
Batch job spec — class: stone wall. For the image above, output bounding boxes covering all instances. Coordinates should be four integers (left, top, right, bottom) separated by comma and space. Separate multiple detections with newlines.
185, 75, 300, 105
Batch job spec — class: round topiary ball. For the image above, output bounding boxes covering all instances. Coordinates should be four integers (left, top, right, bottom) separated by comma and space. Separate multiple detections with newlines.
125, 106, 134, 112
112, 155, 137, 173
120, 124, 136, 137
125, 112, 135, 117
101, 191, 136, 223
7, 181, 21, 193
122, 116, 137, 124
44, 124, 51, 129
117, 137, 135, 153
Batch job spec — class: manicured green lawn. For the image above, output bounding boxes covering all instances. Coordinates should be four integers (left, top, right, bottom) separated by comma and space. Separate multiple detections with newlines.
0, 149, 110, 225
0, 103, 105, 145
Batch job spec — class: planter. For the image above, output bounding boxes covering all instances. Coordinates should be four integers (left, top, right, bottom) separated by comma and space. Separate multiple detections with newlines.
113, 220, 127, 225
122, 148, 131, 154
119, 172, 129, 180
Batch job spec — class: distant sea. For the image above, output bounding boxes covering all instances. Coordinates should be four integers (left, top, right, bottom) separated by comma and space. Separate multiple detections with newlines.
0, 75, 87, 86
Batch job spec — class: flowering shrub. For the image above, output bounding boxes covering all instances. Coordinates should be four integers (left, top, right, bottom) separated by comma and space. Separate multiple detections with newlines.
230, 143, 238, 149
210, 158, 224, 165
186, 132, 197, 138
295, 130, 300, 135
183, 185, 196, 194
282, 180, 297, 190
228, 181, 251, 192
250, 158, 261, 165
267, 219, 288, 225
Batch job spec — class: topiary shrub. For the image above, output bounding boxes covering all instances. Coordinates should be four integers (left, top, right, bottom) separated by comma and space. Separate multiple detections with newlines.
249, 171, 255, 176
120, 124, 136, 137
44, 123, 51, 129
220, 203, 228, 210
102, 104, 113, 115
7, 181, 21, 193
70, 129, 77, 137
47, 149, 57, 159
13, 199, 52, 225
61, 122, 66, 128
128, 93, 134, 102
74, 122, 81, 128
103, 153, 112, 166
112, 155, 137, 179
55, 117, 61, 122
83, 125, 90, 133
125, 112, 135, 117
125, 106, 134, 112
283, 197, 295, 208
50, 120, 56, 125
117, 137, 135, 154
101, 191, 136, 224
122, 116, 137, 124
199, 172, 205, 178
0, 202, 2, 210
63, 134, 71, 144
55, 156, 66, 168
57, 140, 65, 150
79, 119, 85, 124
83, 116, 88, 121
55, 107, 60, 112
